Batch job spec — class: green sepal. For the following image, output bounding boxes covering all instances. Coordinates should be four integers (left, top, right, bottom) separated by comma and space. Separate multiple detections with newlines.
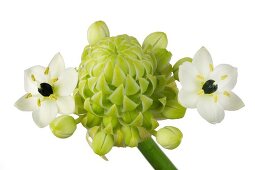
142, 111, 159, 130
112, 65, 126, 87
88, 126, 100, 138
108, 84, 124, 105
161, 99, 186, 119
125, 75, 140, 96
140, 95, 153, 112
138, 78, 149, 94
122, 126, 140, 147
96, 74, 112, 94
154, 48, 172, 73
114, 129, 124, 147
92, 131, 114, 156
81, 112, 102, 128
73, 89, 85, 115
123, 96, 138, 112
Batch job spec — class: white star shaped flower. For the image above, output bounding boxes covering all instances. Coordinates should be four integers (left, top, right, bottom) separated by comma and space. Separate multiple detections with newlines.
178, 47, 244, 124
15, 53, 78, 128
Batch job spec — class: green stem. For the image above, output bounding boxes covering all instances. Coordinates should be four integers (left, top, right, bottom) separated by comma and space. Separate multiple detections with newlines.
138, 137, 177, 170
75, 115, 85, 124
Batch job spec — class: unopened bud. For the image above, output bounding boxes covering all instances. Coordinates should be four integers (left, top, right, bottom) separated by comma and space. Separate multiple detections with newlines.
50, 115, 77, 138
122, 126, 140, 147
92, 131, 114, 156
162, 99, 186, 119
142, 32, 168, 51
156, 126, 182, 150
87, 21, 110, 45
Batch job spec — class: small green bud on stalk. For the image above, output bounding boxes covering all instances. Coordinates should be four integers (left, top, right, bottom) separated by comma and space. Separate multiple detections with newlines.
87, 21, 110, 45
142, 32, 168, 51
173, 57, 192, 81
50, 115, 77, 139
92, 131, 114, 156
156, 126, 182, 150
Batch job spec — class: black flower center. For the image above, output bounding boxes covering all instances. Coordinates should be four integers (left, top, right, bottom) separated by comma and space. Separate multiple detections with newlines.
202, 79, 218, 94
38, 83, 53, 97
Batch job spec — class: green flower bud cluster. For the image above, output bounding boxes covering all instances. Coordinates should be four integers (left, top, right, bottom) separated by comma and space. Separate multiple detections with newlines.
72, 21, 186, 156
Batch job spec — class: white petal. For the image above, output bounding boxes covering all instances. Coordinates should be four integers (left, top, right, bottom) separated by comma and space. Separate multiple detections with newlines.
32, 100, 57, 128
197, 95, 225, 124
218, 91, 244, 111
192, 47, 213, 77
54, 68, 78, 96
15, 94, 38, 111
48, 53, 65, 79
178, 89, 199, 108
209, 64, 237, 91
24, 65, 48, 94
179, 62, 200, 91
56, 96, 75, 114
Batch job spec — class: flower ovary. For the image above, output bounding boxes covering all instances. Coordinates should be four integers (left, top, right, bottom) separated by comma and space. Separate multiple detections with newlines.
38, 83, 53, 97
202, 79, 218, 94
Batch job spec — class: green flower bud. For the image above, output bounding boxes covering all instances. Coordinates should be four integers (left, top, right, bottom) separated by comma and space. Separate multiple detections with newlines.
81, 112, 101, 128
122, 126, 140, 147
142, 32, 168, 51
87, 21, 110, 45
114, 129, 124, 147
161, 99, 186, 119
173, 57, 192, 81
92, 131, 114, 156
88, 126, 100, 138
156, 126, 182, 150
50, 115, 77, 139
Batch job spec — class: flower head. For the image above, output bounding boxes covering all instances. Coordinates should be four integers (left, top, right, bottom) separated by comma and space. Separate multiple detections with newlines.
178, 47, 244, 124
15, 53, 78, 127
76, 21, 185, 156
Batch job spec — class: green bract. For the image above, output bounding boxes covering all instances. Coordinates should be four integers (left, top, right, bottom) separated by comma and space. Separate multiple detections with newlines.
75, 21, 186, 156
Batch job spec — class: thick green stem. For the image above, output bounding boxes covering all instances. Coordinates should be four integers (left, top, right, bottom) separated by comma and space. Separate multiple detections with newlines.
138, 137, 177, 170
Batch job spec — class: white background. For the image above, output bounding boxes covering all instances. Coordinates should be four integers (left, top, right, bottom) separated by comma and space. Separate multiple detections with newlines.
0, 0, 254, 169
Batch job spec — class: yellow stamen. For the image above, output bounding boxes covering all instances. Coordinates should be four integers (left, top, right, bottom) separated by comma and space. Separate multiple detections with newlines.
50, 94, 57, 100
31, 74, 36, 81
37, 99, 41, 107
224, 91, 230, 97
44, 67, 49, 75
52, 78, 58, 83
209, 64, 214, 72
198, 90, 204, 95
221, 75, 228, 80
214, 95, 218, 103
199, 81, 205, 86
25, 93, 32, 99
196, 75, 205, 81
